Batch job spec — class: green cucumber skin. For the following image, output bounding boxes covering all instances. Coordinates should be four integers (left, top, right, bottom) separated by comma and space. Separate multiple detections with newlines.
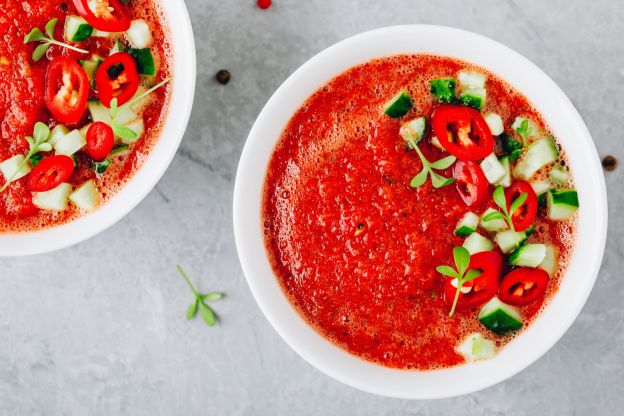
455, 226, 475, 237
429, 78, 457, 103
479, 309, 523, 335
459, 93, 484, 111
72, 24, 93, 42
500, 133, 523, 160
127, 48, 156, 76
384, 91, 413, 118
549, 189, 579, 208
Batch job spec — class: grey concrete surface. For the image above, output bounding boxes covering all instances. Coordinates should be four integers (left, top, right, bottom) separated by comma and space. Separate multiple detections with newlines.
1, 0, 623, 414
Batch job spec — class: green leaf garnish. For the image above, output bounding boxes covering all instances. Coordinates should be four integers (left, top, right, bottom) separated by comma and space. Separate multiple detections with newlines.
516, 119, 533, 142
407, 137, 456, 189
1, 122, 52, 192
23, 18, 88, 62
177, 265, 223, 328
112, 123, 137, 141
436, 246, 482, 317
482, 185, 528, 232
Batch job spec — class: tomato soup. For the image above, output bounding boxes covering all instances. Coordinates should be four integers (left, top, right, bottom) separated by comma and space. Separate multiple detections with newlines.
262, 55, 577, 370
0, 0, 172, 232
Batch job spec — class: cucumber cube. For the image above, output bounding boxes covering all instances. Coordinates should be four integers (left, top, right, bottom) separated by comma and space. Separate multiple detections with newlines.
463, 232, 494, 255
549, 166, 570, 185
480, 153, 506, 184
484, 112, 504, 136
32, 183, 72, 211
54, 129, 86, 156
383, 91, 413, 118
48, 125, 69, 146
479, 297, 523, 335
121, 118, 145, 144
547, 189, 579, 220
494, 230, 527, 254
455, 212, 480, 237
126, 19, 152, 49
512, 136, 559, 180
512, 117, 539, 140
495, 156, 512, 187
429, 78, 457, 103
539, 245, 559, 276
64, 16, 93, 42
456, 333, 496, 360
0, 155, 31, 182
459, 88, 486, 111
458, 71, 486, 89
400, 117, 427, 145
69, 180, 99, 212
509, 244, 546, 267
88, 100, 112, 124
480, 208, 508, 232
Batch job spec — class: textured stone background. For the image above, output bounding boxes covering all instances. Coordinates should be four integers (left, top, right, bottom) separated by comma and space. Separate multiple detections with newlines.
1, 0, 622, 414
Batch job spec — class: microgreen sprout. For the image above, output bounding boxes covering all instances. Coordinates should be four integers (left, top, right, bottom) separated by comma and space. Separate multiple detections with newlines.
481, 185, 528, 232
177, 265, 223, 327
1, 122, 52, 192
406, 136, 456, 189
436, 246, 482, 317
24, 18, 88, 62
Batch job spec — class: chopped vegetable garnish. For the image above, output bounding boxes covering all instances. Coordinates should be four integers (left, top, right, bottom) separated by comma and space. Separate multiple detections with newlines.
23, 18, 88, 62
177, 265, 224, 327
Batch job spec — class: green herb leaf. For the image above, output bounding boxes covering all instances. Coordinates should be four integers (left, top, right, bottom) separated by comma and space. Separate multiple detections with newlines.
112, 123, 137, 141
436, 265, 458, 278
32, 42, 51, 62
453, 246, 470, 276
33, 122, 51, 145
186, 299, 199, 320
37, 143, 52, 152
24, 28, 45, 43
492, 185, 507, 214
482, 211, 506, 222
201, 292, 224, 302
430, 171, 454, 189
430, 155, 457, 170
509, 149, 523, 162
410, 168, 429, 188
509, 192, 528, 216
25, 136, 35, 148
45, 18, 58, 38
516, 119, 533, 142
110, 98, 119, 118
464, 269, 482, 282
198, 302, 217, 326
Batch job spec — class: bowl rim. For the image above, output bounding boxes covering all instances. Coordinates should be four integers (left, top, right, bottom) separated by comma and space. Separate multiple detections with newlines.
233, 25, 607, 399
0, 0, 196, 256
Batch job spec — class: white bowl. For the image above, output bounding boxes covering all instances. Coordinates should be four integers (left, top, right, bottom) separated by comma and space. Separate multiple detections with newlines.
234, 25, 607, 399
0, 0, 196, 256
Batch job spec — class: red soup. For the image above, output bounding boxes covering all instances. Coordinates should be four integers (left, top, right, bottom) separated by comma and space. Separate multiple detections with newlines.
0, 0, 172, 232
263, 55, 578, 370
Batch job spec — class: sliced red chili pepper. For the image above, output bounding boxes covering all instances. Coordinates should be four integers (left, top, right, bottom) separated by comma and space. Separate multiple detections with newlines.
505, 180, 538, 232
27, 155, 75, 192
431, 105, 494, 161
444, 251, 502, 313
86, 122, 115, 161
499, 268, 549, 306
45, 56, 89, 125
452, 160, 489, 207
72, 0, 131, 32
95, 52, 140, 108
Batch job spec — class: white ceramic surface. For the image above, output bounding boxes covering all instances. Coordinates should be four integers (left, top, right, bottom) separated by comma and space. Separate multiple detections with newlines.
233, 25, 607, 399
0, 0, 196, 256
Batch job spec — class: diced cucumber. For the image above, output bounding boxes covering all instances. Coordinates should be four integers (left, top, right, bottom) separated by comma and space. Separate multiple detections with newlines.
48, 125, 69, 146
531, 180, 551, 197
494, 230, 527, 254
383, 91, 413, 118
500, 133, 523, 161
512, 117, 539, 139
54, 129, 86, 156
547, 189, 579, 220
484, 113, 504, 136
539, 245, 559, 276
512, 136, 559, 180
549, 166, 570, 185
110, 144, 129, 155
495, 156, 511, 187
480, 207, 508, 232
463, 233, 494, 255
455, 212, 480, 237
400, 116, 427, 146
88, 100, 112, 124
129, 86, 150, 112
126, 20, 152, 49
0, 155, 31, 182
113, 106, 138, 125
64, 16, 93, 42
91, 29, 112, 38
79, 123, 92, 139
456, 333, 496, 361
127, 48, 156, 76
509, 244, 546, 267
429, 78, 456, 103
69, 180, 99, 212
91, 53, 105, 64
458, 71, 486, 89
459, 88, 486, 111
80, 60, 99, 85
32, 183, 72, 211
480, 153, 506, 184
478, 297, 523, 335
121, 118, 145, 144
430, 135, 445, 152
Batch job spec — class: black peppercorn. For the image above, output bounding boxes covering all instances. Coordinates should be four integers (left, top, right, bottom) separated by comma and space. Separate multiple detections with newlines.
602, 155, 617, 171
216, 70, 231, 85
